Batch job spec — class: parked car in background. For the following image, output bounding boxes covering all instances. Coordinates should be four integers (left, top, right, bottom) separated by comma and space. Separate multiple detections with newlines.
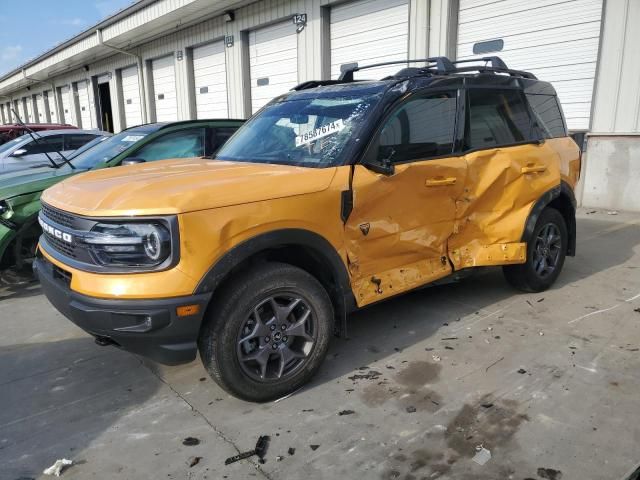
0, 119, 244, 269
0, 123, 76, 145
0, 129, 111, 173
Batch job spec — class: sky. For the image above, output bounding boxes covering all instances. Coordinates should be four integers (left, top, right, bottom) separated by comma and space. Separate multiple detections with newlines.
0, 0, 137, 76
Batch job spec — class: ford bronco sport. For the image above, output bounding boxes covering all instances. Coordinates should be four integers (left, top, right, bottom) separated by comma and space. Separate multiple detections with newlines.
34, 57, 580, 402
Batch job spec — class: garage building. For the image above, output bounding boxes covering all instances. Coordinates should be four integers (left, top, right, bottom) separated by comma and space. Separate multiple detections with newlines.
0, 0, 637, 211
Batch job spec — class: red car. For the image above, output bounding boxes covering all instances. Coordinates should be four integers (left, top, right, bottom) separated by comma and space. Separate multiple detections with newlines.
0, 123, 77, 145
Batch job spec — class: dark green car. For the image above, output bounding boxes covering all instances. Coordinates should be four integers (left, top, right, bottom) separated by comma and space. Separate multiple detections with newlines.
0, 119, 244, 268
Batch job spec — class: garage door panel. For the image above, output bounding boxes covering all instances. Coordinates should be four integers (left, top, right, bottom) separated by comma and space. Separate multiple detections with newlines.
193, 41, 228, 119
76, 81, 93, 129
25, 99, 34, 123
152, 56, 178, 122
330, 0, 409, 80
331, 0, 407, 22
122, 65, 143, 128
459, 8, 601, 44
60, 86, 73, 125
457, 0, 603, 130
459, 0, 602, 25
250, 21, 298, 113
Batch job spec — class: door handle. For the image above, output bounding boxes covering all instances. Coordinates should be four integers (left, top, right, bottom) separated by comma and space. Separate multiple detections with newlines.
521, 164, 547, 174
425, 177, 457, 187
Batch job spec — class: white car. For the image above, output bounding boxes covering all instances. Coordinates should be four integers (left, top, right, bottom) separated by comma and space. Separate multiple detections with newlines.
0, 129, 111, 173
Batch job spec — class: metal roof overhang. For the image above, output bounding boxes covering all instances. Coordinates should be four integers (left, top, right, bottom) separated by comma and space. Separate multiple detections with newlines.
0, 0, 254, 96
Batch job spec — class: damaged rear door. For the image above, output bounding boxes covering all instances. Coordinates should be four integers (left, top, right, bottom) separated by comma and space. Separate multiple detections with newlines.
346, 90, 466, 306
449, 86, 560, 269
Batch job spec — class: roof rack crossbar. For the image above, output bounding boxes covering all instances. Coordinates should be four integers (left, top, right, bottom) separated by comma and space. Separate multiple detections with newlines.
451, 65, 537, 80
338, 57, 455, 82
451, 56, 509, 70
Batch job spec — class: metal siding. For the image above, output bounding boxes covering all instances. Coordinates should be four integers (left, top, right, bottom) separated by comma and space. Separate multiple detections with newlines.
151, 55, 179, 121
591, 0, 640, 133
249, 20, 299, 114
0, 104, 5, 124
121, 65, 143, 127
330, 0, 409, 80
457, 0, 604, 130
193, 41, 229, 118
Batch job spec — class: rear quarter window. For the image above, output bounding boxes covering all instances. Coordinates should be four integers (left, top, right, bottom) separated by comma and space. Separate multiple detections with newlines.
525, 94, 567, 138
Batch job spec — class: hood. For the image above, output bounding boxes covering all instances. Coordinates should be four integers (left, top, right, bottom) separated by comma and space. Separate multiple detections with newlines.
0, 165, 78, 200
42, 158, 338, 216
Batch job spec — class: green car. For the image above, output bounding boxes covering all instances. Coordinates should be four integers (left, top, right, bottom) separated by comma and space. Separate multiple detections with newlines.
0, 119, 244, 269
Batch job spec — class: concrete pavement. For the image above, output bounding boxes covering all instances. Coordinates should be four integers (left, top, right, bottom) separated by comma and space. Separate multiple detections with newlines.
2, 208, 639, 480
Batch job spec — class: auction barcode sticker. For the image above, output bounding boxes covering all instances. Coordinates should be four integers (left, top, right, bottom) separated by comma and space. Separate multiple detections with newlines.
295, 119, 345, 147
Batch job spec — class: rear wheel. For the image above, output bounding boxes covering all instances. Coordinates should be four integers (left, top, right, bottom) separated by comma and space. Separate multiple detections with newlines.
503, 207, 568, 292
198, 262, 334, 402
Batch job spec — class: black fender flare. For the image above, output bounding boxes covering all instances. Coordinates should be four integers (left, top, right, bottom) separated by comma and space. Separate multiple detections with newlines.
521, 182, 577, 256
193, 229, 356, 333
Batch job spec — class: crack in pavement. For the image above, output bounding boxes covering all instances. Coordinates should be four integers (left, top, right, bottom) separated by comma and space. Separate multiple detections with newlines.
137, 357, 273, 480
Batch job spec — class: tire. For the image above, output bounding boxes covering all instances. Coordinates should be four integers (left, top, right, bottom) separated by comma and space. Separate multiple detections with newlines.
503, 207, 568, 293
198, 262, 334, 402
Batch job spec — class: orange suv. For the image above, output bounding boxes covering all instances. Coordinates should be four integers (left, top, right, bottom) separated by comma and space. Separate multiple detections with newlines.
35, 57, 580, 402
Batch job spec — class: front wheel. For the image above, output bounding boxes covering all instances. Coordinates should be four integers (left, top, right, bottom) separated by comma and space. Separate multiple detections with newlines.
198, 262, 334, 402
503, 207, 568, 292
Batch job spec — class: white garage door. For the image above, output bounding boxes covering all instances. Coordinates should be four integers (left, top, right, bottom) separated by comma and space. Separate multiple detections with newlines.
24, 98, 34, 122
152, 56, 178, 122
46, 91, 58, 123
0, 104, 6, 124
6, 102, 13, 122
36, 94, 47, 123
121, 65, 143, 128
330, 0, 409, 80
76, 80, 93, 129
457, 0, 604, 130
249, 21, 298, 114
193, 41, 228, 118
59, 86, 74, 125
14, 100, 23, 122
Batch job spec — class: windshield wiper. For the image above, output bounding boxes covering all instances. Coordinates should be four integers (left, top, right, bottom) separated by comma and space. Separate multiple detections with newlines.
10, 109, 75, 170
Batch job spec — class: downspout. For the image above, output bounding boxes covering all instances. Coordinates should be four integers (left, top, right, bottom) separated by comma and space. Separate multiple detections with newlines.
22, 69, 59, 123
96, 28, 148, 123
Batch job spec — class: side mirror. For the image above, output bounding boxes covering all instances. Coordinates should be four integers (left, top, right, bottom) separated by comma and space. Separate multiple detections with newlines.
362, 145, 395, 176
121, 157, 146, 166
11, 148, 27, 157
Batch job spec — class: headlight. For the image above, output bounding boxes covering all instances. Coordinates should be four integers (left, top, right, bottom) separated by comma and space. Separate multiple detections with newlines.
83, 222, 172, 267
0, 200, 10, 217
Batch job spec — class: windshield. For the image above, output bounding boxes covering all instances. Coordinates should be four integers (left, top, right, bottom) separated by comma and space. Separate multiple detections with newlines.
71, 131, 148, 169
215, 93, 383, 168
0, 135, 27, 154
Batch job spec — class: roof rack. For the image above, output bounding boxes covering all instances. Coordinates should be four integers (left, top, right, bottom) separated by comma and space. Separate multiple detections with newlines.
291, 56, 536, 91
338, 57, 455, 82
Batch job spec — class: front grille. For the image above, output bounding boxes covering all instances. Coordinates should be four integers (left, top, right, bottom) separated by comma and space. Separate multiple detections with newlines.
41, 203, 75, 228
45, 233, 78, 258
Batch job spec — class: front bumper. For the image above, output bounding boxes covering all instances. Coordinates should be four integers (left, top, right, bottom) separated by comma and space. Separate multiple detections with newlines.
34, 253, 212, 365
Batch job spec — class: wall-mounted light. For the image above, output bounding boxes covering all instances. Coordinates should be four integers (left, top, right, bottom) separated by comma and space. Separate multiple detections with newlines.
83, 65, 90, 72
176, 50, 184, 61
223, 10, 235, 22
292, 13, 307, 33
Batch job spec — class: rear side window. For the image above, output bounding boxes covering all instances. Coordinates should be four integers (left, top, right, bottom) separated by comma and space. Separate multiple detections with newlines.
465, 89, 533, 151
65, 134, 97, 150
377, 92, 457, 163
526, 94, 566, 138
131, 128, 205, 161
22, 135, 64, 155
210, 127, 237, 153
